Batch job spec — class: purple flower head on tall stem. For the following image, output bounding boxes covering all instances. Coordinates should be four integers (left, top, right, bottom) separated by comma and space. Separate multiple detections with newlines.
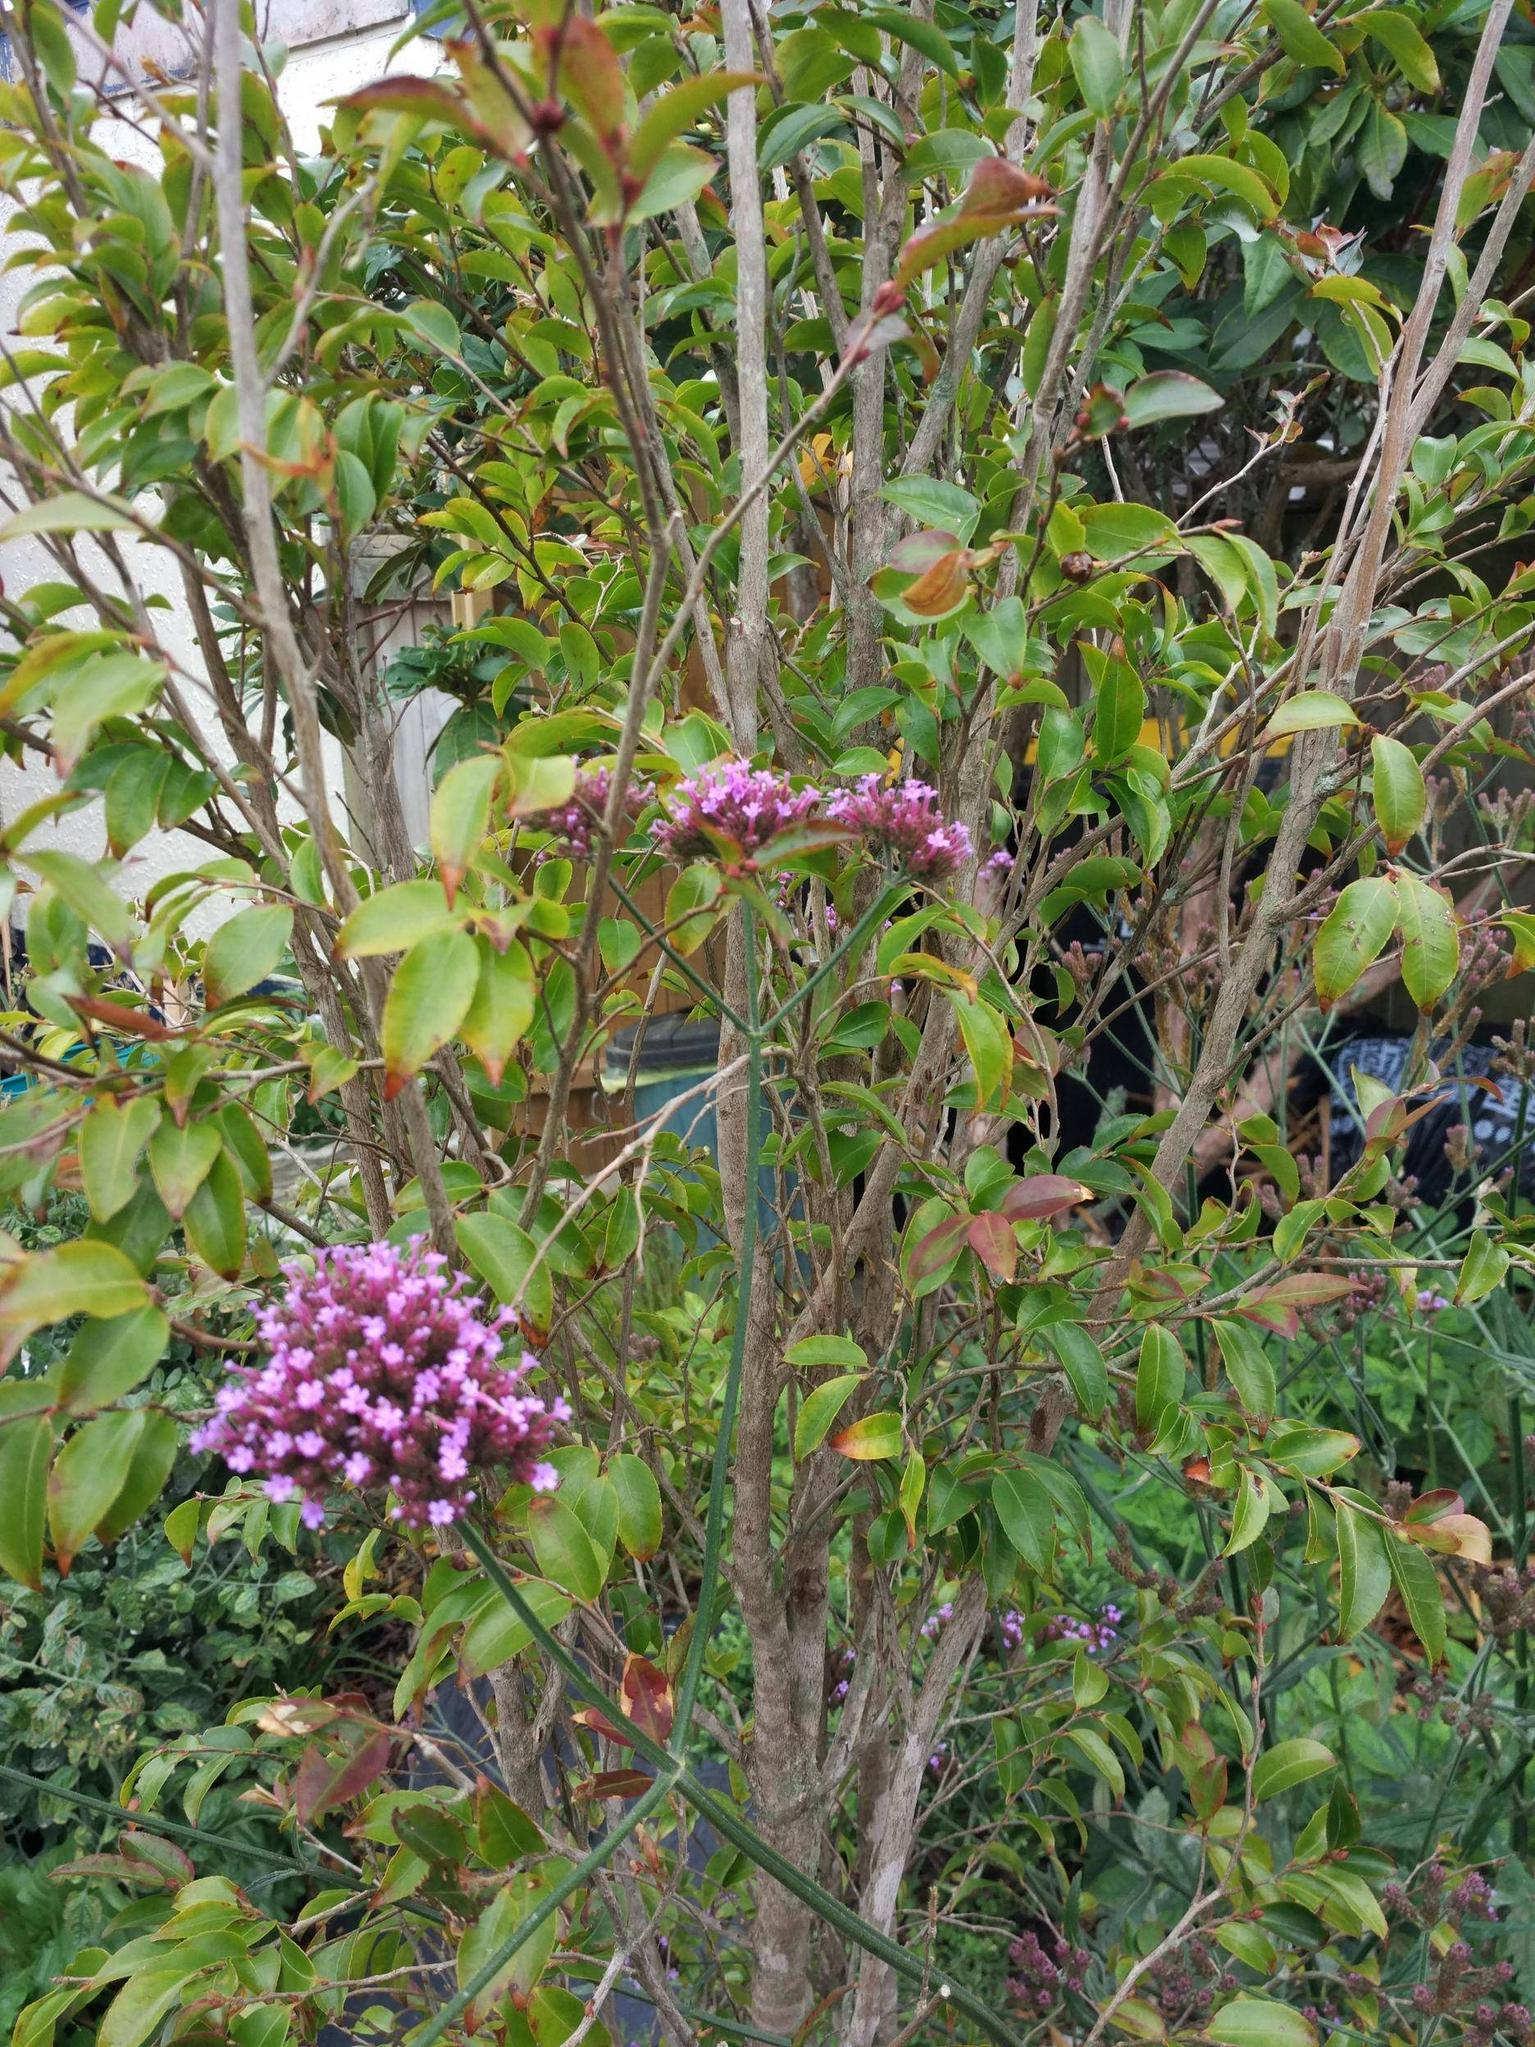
530, 766, 650, 861
654, 759, 822, 863
827, 777, 972, 880
191, 1239, 566, 1530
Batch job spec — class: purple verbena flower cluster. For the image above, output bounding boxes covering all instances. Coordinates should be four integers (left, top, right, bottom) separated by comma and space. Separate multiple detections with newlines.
191, 1239, 565, 1531
827, 777, 973, 880
1043, 1602, 1123, 1654
654, 760, 820, 861
651, 757, 974, 882
531, 767, 649, 860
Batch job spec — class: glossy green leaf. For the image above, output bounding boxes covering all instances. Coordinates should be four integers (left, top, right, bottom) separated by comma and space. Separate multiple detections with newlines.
1369, 735, 1425, 854
0, 1414, 51, 1588
1261, 0, 1344, 72
147, 1118, 222, 1219
1336, 1504, 1391, 1639
0, 1241, 147, 1365
1313, 877, 1397, 1009
381, 926, 480, 1098
202, 905, 293, 1008
795, 1373, 864, 1459
48, 1407, 146, 1569
1395, 871, 1459, 1007
526, 1494, 603, 1602
58, 1306, 168, 1414
78, 1096, 160, 1222
1252, 1738, 1336, 1802
608, 1453, 662, 1560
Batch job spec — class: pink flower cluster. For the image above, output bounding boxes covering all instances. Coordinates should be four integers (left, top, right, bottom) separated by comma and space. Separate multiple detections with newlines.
827, 776, 973, 879
531, 767, 649, 860
651, 757, 973, 882
1043, 1602, 1123, 1655
191, 1239, 565, 1531
653, 759, 821, 861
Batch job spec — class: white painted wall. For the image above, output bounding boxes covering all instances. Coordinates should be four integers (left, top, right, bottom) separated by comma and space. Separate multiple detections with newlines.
0, 7, 448, 931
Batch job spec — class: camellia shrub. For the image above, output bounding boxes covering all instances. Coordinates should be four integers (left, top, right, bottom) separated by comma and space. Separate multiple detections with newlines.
1, 0, 1535, 2043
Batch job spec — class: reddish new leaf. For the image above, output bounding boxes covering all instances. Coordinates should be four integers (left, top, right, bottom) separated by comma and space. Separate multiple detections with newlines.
1000, 1174, 1094, 1221
620, 1654, 674, 1744
293, 1729, 392, 1826
967, 1211, 1018, 1284
906, 1213, 970, 1288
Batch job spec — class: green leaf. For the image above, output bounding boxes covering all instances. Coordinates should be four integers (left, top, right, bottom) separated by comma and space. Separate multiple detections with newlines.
1070, 13, 1124, 113
665, 863, 722, 954
1313, 877, 1398, 1009
1252, 1738, 1336, 1802
526, 1494, 603, 1602
1369, 735, 1425, 854
1136, 1326, 1187, 1440
785, 1334, 868, 1370
1336, 1505, 1391, 1639
881, 476, 981, 542
1266, 1425, 1360, 1477
629, 70, 761, 178
1157, 152, 1279, 223
1060, 1726, 1124, 1797
954, 996, 1012, 1109
0, 490, 136, 539
1388, 1534, 1446, 1663
1207, 1997, 1317, 2047
1224, 1470, 1271, 1557
865, 7, 960, 77
0, 1415, 51, 1588
1357, 98, 1407, 201
1356, 6, 1439, 88
0, 1241, 147, 1365
459, 1873, 562, 2030
335, 879, 459, 958
1261, 0, 1344, 72
626, 142, 719, 221
608, 1453, 662, 1560
460, 937, 536, 1086
48, 1408, 146, 1570
50, 655, 165, 771
1081, 501, 1180, 561
991, 1467, 1054, 1573
830, 1411, 903, 1461
78, 1096, 161, 1222
382, 926, 480, 1098
1456, 1227, 1509, 1307
1092, 658, 1144, 766
1210, 1319, 1275, 1419
147, 1118, 222, 1219
1120, 371, 1222, 427
1395, 872, 1459, 1007
58, 1306, 169, 1414
184, 1149, 247, 1279
1043, 1322, 1107, 1419
94, 1410, 179, 1544
1264, 689, 1359, 737
218, 1102, 273, 1205
26, 849, 132, 949
794, 1373, 864, 1459
404, 298, 461, 357
202, 905, 293, 1008
456, 1211, 552, 1328
430, 754, 501, 905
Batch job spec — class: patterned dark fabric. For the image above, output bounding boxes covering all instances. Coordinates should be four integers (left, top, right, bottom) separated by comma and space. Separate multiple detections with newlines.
1323, 1036, 1535, 1206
